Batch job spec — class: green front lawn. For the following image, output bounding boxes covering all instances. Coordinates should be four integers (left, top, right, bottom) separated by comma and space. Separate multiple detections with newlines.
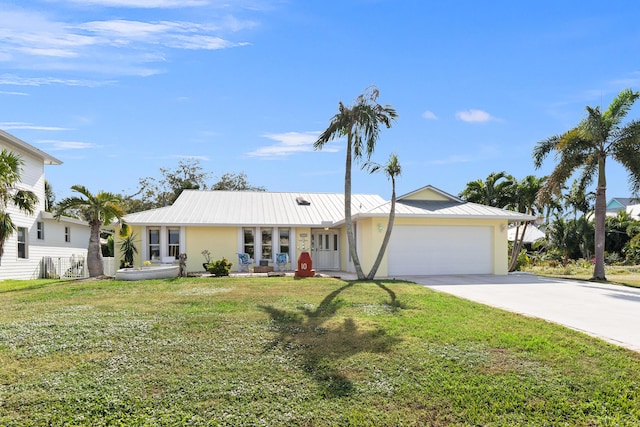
0, 276, 638, 426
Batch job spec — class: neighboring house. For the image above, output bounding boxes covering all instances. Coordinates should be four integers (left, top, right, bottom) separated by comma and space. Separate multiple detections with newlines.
606, 197, 639, 217
0, 130, 90, 280
121, 185, 534, 276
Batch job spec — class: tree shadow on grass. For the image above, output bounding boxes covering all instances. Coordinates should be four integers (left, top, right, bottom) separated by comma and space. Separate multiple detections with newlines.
259, 281, 403, 397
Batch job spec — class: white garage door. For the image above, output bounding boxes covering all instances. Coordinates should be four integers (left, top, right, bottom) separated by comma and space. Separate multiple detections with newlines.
388, 225, 493, 275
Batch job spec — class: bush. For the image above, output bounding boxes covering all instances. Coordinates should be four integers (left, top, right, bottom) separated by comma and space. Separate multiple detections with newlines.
604, 251, 623, 266
206, 258, 233, 276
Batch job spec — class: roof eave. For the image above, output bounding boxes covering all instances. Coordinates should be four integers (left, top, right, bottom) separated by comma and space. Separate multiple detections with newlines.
0, 129, 62, 165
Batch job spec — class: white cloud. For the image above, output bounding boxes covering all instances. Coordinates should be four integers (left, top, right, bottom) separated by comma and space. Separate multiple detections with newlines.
0, 74, 114, 87
0, 90, 28, 96
455, 109, 495, 123
62, 0, 209, 7
37, 140, 100, 150
0, 6, 253, 80
0, 122, 71, 131
422, 110, 437, 120
248, 131, 340, 158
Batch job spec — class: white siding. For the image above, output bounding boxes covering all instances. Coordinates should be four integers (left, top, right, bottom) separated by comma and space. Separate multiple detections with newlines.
0, 132, 90, 280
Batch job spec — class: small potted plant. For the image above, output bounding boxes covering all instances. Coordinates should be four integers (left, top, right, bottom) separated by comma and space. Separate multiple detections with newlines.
201, 250, 212, 271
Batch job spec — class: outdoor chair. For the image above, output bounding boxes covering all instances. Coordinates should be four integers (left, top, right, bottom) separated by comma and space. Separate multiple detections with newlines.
275, 253, 288, 271
237, 253, 254, 272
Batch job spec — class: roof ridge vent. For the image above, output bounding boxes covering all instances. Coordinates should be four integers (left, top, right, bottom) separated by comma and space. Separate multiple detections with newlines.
296, 196, 310, 206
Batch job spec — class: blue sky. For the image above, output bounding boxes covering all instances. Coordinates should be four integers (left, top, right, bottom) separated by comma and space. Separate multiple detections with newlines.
2, 0, 640, 203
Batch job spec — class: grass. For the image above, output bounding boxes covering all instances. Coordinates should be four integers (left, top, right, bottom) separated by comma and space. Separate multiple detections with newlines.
523, 263, 640, 287
0, 276, 639, 426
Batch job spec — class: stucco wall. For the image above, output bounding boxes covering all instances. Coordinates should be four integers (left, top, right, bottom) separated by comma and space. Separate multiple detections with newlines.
186, 226, 239, 271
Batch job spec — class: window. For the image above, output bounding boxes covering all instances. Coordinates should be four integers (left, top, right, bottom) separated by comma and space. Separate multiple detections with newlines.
149, 229, 160, 260
17, 227, 27, 258
279, 229, 290, 256
37, 222, 45, 240
261, 229, 272, 260
168, 228, 180, 259
64, 227, 70, 243
243, 228, 254, 258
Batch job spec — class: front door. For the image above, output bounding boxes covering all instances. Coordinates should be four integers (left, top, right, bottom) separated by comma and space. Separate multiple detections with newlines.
311, 231, 339, 270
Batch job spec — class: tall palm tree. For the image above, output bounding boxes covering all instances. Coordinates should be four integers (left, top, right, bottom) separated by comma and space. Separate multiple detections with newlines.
55, 185, 125, 277
534, 88, 640, 280
363, 153, 401, 280
314, 86, 397, 280
0, 149, 38, 263
459, 171, 515, 208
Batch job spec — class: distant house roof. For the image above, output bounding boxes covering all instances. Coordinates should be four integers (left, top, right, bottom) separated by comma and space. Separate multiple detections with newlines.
507, 224, 545, 243
0, 129, 62, 165
607, 197, 640, 211
351, 185, 535, 223
124, 185, 536, 227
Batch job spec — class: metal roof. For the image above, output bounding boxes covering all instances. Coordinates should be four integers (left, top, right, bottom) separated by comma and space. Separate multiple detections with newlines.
123, 190, 386, 226
359, 199, 536, 221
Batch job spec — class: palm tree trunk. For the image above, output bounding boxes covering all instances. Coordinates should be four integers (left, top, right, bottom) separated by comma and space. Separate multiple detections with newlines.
592, 156, 607, 280
87, 220, 104, 277
344, 131, 365, 280
366, 176, 396, 280
508, 222, 528, 272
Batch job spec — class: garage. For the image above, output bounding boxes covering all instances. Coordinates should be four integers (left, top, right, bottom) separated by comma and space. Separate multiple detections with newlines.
387, 225, 493, 275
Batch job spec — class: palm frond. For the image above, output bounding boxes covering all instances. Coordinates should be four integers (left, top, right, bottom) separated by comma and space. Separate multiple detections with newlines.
12, 190, 38, 215
603, 88, 640, 127
612, 119, 640, 195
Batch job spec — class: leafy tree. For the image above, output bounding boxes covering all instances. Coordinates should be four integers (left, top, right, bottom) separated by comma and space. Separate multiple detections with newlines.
55, 185, 125, 277
534, 88, 640, 280
211, 172, 266, 191
314, 86, 398, 280
0, 149, 38, 263
122, 160, 265, 213
459, 171, 515, 208
134, 158, 212, 208
363, 153, 401, 280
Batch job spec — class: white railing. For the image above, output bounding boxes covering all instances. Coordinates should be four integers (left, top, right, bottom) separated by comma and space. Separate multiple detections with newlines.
40, 256, 117, 278
41, 256, 88, 279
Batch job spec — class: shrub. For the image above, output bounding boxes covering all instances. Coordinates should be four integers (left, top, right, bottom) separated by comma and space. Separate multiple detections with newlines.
604, 251, 623, 266
206, 258, 233, 276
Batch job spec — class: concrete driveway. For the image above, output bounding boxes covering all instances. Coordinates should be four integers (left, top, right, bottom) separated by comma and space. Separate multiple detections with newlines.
400, 273, 640, 353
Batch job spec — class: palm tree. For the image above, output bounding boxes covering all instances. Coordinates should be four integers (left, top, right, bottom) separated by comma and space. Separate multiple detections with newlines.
0, 149, 38, 263
459, 171, 515, 208
363, 153, 401, 280
534, 88, 640, 280
55, 185, 125, 277
314, 86, 397, 280
507, 175, 545, 272
564, 179, 595, 221
545, 216, 578, 266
